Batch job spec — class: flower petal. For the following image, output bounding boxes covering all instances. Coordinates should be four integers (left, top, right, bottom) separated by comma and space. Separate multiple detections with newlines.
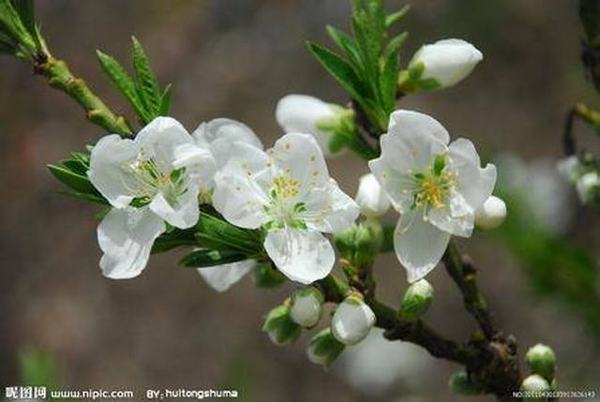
135, 116, 194, 168
88, 134, 139, 208
172, 142, 217, 188
212, 142, 271, 229
270, 132, 330, 194
304, 179, 360, 233
448, 138, 497, 210
149, 185, 200, 229
275, 94, 338, 156
394, 212, 451, 283
193, 118, 264, 165
197, 260, 256, 292
97, 207, 166, 279
426, 191, 474, 237
355, 173, 391, 217
264, 228, 335, 284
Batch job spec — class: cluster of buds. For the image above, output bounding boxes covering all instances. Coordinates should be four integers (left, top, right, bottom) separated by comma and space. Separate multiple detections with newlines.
558, 154, 600, 206
520, 344, 557, 401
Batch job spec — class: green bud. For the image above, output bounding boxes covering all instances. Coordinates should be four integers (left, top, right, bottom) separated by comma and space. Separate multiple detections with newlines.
290, 287, 324, 328
334, 223, 379, 267
306, 328, 345, 368
521, 374, 551, 402
448, 371, 484, 395
262, 303, 301, 346
399, 279, 434, 321
253, 264, 286, 288
525, 344, 556, 381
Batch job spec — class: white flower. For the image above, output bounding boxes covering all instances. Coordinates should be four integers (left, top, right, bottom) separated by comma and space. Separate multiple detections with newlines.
89, 117, 216, 279
196, 260, 256, 292
369, 110, 496, 282
409, 39, 483, 88
276, 94, 342, 157
475, 195, 507, 230
355, 173, 391, 217
213, 132, 359, 284
576, 171, 600, 204
331, 295, 376, 345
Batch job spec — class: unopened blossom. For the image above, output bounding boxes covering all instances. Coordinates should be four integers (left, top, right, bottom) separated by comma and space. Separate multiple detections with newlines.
556, 155, 582, 183
576, 171, 599, 204
331, 295, 376, 345
409, 39, 483, 88
290, 287, 324, 328
475, 195, 507, 230
355, 173, 391, 217
213, 132, 359, 284
369, 110, 496, 282
89, 117, 216, 279
276, 94, 344, 157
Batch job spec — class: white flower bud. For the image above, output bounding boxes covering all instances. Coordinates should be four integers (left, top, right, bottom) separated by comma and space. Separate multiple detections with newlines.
521, 374, 551, 402
307, 328, 345, 367
556, 155, 582, 183
576, 171, 599, 204
331, 295, 376, 346
275, 94, 342, 156
409, 39, 483, 88
399, 279, 434, 321
262, 304, 301, 346
290, 287, 324, 328
525, 344, 556, 381
475, 196, 507, 230
355, 173, 391, 217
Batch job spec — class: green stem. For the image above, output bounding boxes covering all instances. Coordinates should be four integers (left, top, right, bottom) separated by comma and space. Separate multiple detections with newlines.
35, 56, 132, 135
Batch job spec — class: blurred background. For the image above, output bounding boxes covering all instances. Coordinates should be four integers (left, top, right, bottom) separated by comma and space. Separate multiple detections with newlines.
1, 0, 599, 401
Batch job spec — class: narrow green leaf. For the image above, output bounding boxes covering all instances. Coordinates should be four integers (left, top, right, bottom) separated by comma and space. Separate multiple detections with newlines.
61, 159, 88, 176
326, 25, 364, 72
96, 49, 150, 123
158, 83, 172, 116
197, 211, 263, 254
379, 33, 407, 112
131, 36, 160, 115
306, 41, 367, 103
180, 249, 247, 268
59, 190, 108, 205
48, 164, 95, 194
152, 228, 197, 254
11, 0, 38, 47
385, 5, 410, 28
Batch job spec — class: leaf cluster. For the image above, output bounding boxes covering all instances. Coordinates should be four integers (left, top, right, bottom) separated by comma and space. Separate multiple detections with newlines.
0, 0, 47, 60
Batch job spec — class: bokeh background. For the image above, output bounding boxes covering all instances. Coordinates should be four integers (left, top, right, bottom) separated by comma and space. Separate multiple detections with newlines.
1, 1, 599, 401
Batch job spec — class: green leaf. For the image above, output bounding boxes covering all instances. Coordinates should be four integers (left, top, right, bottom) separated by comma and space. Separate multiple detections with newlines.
197, 211, 263, 255
306, 41, 367, 103
96, 49, 149, 122
131, 36, 160, 116
385, 5, 410, 28
180, 249, 247, 268
48, 164, 95, 194
326, 26, 363, 72
158, 83, 172, 116
152, 228, 197, 254
59, 190, 108, 205
11, 0, 38, 47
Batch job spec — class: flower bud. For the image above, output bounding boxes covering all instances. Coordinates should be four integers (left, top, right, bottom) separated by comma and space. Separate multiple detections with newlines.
262, 303, 301, 346
525, 344, 556, 381
408, 39, 483, 89
475, 195, 507, 230
556, 155, 582, 183
331, 295, 376, 345
290, 287, 324, 328
307, 328, 345, 367
355, 173, 391, 217
399, 279, 434, 321
576, 171, 600, 204
448, 371, 484, 395
275, 94, 345, 156
521, 374, 551, 402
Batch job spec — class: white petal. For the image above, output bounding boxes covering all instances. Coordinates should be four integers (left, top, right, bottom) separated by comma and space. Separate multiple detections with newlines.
197, 260, 256, 292
331, 297, 376, 346
410, 39, 483, 88
394, 212, 451, 283
264, 228, 335, 284
270, 132, 330, 192
304, 179, 360, 233
368, 158, 415, 213
193, 118, 264, 166
275, 94, 337, 156
135, 116, 194, 168
88, 134, 139, 208
426, 191, 474, 237
448, 138, 497, 210
355, 173, 391, 217
97, 207, 166, 279
475, 195, 507, 230
149, 185, 200, 229
212, 142, 271, 229
172, 142, 217, 188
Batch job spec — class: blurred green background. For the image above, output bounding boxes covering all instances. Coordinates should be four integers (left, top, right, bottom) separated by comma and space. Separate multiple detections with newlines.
1, 1, 599, 401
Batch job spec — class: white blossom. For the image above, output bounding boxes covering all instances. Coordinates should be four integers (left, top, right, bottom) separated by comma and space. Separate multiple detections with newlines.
409, 39, 483, 88
276, 94, 343, 157
355, 173, 391, 217
212, 132, 359, 284
89, 117, 216, 279
290, 287, 324, 328
331, 295, 376, 345
475, 195, 507, 230
576, 171, 600, 204
369, 110, 496, 282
